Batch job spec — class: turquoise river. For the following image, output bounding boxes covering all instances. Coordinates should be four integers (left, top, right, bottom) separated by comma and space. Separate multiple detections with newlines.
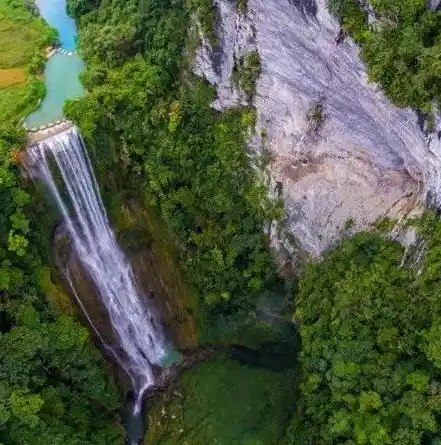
25, 0, 85, 129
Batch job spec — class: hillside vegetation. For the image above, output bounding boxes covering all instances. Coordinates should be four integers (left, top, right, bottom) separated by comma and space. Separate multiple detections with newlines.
0, 2, 125, 445
64, 0, 441, 443
65, 0, 284, 343
0, 0, 56, 124
2, 0, 441, 444
146, 359, 297, 445
331, 0, 441, 114
284, 214, 441, 445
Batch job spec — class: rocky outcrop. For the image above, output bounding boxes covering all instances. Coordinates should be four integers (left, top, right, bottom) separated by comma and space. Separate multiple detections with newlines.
194, 0, 254, 109
194, 0, 441, 258
428, 0, 441, 11
113, 200, 199, 351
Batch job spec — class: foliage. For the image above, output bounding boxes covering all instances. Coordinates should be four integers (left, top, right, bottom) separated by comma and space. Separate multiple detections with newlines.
237, 0, 247, 13
330, 0, 441, 113
67, 0, 101, 20
292, 220, 441, 445
0, 0, 56, 126
65, 0, 282, 340
0, 80, 45, 125
306, 99, 326, 134
146, 358, 297, 445
0, 1, 124, 444
0, 315, 124, 445
328, 0, 368, 40
233, 50, 261, 98
328, 0, 367, 41
187, 0, 217, 42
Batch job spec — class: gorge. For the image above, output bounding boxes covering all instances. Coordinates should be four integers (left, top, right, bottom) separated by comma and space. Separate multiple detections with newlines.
18, 0, 180, 439
5, 0, 441, 444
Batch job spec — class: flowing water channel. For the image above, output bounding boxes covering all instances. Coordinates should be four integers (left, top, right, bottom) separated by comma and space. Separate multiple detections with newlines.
24, 0, 85, 129
28, 128, 169, 412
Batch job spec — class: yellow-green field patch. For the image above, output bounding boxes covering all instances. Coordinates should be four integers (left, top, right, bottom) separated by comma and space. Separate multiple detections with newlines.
0, 9, 44, 68
0, 67, 26, 88
0, 79, 44, 123
0, 0, 56, 126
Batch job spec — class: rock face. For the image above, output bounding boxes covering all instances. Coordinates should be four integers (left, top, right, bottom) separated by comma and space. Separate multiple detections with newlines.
428, 0, 441, 12
110, 200, 199, 351
194, 0, 441, 257
194, 0, 254, 109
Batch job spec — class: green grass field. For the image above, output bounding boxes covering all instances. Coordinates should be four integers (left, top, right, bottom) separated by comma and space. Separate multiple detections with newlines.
0, 0, 56, 125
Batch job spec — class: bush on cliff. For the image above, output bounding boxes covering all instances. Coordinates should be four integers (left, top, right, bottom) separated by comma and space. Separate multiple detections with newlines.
331, 0, 441, 113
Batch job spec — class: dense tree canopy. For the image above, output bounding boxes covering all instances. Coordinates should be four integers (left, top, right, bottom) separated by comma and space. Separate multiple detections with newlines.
291, 216, 441, 445
0, 315, 123, 445
65, 0, 282, 340
331, 0, 441, 113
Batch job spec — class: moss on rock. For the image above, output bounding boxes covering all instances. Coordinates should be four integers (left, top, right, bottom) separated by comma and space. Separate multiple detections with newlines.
38, 266, 77, 316
146, 358, 297, 445
110, 195, 199, 351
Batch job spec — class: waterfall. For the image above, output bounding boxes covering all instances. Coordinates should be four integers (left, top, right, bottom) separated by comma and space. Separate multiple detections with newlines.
27, 126, 167, 413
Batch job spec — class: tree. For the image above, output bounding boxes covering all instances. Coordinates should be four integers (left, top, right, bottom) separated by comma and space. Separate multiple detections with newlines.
293, 226, 441, 444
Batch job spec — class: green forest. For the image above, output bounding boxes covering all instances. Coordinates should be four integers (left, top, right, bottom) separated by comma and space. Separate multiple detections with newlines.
331, 0, 441, 114
0, 1, 124, 444
292, 217, 441, 445
4, 0, 441, 444
64, 0, 283, 343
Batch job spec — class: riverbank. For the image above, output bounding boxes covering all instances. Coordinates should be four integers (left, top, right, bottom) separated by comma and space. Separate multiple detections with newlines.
24, 0, 85, 128
0, 0, 56, 125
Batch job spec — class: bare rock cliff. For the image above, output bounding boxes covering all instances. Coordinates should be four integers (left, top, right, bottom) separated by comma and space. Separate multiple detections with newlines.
194, 0, 441, 259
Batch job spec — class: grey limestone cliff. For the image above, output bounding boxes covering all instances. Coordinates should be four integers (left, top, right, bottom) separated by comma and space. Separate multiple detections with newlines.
429, 0, 441, 12
194, 0, 441, 259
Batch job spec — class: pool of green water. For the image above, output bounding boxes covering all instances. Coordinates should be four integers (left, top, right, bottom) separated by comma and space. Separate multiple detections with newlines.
25, 53, 85, 128
160, 347, 181, 367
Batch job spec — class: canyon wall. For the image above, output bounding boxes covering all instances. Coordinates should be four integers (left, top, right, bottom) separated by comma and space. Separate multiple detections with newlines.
194, 0, 441, 259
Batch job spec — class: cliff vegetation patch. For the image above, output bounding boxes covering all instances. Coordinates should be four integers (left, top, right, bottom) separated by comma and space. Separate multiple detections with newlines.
330, 0, 441, 114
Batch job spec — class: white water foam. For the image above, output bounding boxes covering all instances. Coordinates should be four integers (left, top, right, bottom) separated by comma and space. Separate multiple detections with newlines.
28, 127, 167, 413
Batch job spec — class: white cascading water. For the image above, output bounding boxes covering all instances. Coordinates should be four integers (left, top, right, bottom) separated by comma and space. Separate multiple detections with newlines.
27, 126, 167, 413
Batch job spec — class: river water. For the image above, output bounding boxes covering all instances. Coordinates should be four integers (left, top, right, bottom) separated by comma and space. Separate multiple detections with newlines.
25, 0, 85, 128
